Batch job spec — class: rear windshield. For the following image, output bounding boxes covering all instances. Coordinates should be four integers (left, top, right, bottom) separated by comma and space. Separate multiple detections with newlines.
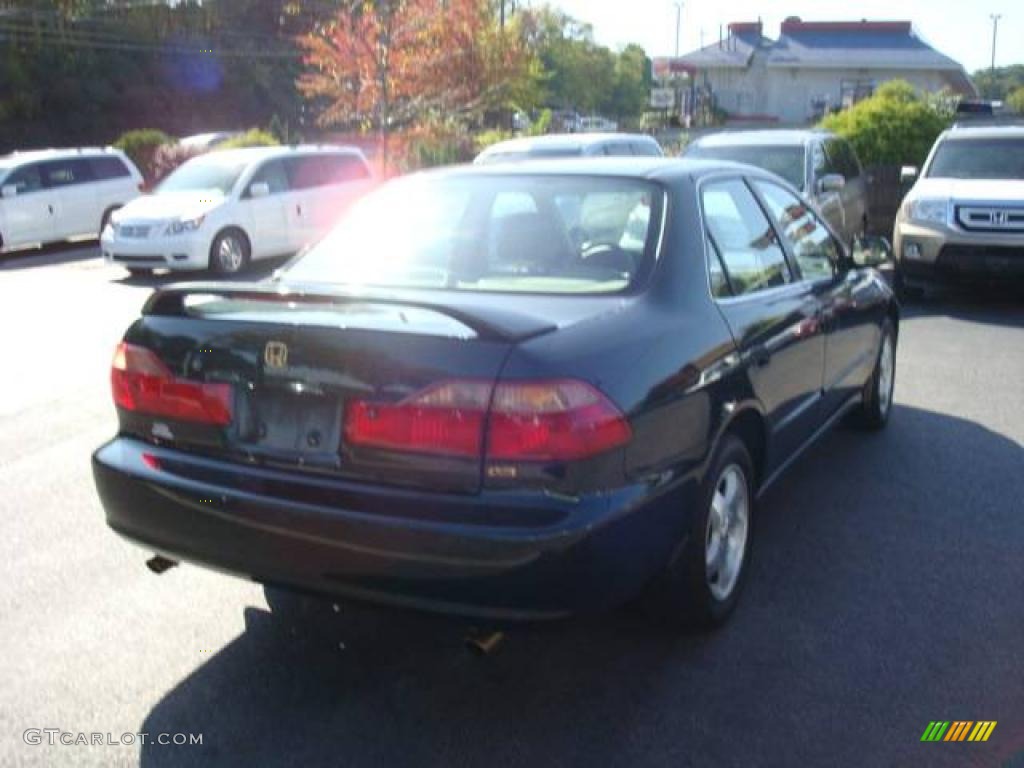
687, 144, 806, 190
155, 155, 249, 195
284, 174, 663, 295
926, 138, 1024, 180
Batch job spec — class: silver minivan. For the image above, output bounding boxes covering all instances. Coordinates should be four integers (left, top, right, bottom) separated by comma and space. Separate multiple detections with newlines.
685, 129, 869, 246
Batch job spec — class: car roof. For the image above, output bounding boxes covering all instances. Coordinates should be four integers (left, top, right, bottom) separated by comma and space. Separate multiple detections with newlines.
413, 156, 766, 183
180, 144, 367, 164
692, 129, 833, 147
0, 146, 126, 170
479, 133, 657, 154
943, 124, 1024, 140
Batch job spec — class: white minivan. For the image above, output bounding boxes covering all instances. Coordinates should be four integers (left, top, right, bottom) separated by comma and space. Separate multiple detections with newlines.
0, 148, 143, 253
101, 145, 374, 275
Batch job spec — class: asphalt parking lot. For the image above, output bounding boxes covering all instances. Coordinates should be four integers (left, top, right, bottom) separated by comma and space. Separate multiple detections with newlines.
1, 243, 1022, 768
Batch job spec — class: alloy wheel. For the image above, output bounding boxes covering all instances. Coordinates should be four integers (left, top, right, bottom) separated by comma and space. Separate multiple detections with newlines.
705, 463, 750, 601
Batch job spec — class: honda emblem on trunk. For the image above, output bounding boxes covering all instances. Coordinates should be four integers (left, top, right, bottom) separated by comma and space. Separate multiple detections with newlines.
264, 341, 288, 369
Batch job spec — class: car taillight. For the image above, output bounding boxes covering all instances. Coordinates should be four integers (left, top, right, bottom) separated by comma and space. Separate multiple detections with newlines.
111, 342, 233, 426
345, 381, 490, 458
344, 379, 630, 462
487, 380, 631, 461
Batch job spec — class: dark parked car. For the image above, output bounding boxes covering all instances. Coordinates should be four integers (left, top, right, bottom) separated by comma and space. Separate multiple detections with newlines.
685, 129, 869, 246
93, 158, 899, 631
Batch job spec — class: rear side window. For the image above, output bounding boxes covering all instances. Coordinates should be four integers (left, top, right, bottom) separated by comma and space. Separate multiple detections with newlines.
40, 159, 94, 188
631, 141, 662, 157
4, 164, 43, 194
601, 142, 633, 156
826, 139, 860, 180
754, 180, 839, 281
287, 154, 370, 189
89, 156, 131, 180
701, 178, 792, 296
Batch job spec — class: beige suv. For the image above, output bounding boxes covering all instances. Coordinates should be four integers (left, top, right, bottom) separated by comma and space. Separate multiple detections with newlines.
894, 124, 1024, 297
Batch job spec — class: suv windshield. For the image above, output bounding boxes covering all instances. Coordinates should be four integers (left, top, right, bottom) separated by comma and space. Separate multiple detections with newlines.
284, 174, 662, 294
155, 155, 249, 195
687, 144, 805, 190
926, 138, 1024, 180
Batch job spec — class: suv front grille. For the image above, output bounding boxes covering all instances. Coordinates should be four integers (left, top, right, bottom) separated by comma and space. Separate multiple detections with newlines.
956, 206, 1024, 233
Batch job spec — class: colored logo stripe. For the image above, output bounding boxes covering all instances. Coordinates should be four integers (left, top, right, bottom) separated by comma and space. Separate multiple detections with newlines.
921, 721, 996, 742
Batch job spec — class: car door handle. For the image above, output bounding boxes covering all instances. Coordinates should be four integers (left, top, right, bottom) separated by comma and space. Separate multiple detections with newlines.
48, 204, 54, 214
296, 204, 302, 216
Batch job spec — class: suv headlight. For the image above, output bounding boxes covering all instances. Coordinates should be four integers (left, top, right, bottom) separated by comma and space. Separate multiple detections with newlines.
165, 215, 205, 236
903, 198, 948, 226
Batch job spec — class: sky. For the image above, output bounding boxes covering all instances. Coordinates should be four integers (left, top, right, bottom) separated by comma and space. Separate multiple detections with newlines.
547, 0, 1022, 74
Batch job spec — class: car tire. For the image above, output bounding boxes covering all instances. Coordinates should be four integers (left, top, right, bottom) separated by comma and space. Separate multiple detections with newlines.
99, 206, 118, 239
209, 228, 250, 275
644, 434, 754, 631
854, 320, 896, 430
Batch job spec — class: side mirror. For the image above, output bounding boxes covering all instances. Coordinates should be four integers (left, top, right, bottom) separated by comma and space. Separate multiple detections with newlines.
1, 184, 17, 199
817, 174, 846, 194
900, 166, 919, 184
248, 182, 270, 199
851, 235, 894, 268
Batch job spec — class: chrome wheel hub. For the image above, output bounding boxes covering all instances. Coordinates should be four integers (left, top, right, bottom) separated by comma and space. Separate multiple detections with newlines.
878, 334, 894, 416
705, 464, 749, 601
217, 236, 243, 273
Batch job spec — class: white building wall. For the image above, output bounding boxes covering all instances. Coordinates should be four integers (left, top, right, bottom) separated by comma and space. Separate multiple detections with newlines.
699, 63, 950, 125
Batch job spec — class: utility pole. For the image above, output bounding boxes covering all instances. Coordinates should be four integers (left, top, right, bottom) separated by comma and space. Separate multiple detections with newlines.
674, 4, 680, 56
989, 13, 1002, 95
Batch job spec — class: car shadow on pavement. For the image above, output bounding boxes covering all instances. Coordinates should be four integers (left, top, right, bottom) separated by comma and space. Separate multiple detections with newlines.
901, 285, 1024, 328
112, 256, 290, 289
0, 239, 99, 270
136, 404, 1023, 768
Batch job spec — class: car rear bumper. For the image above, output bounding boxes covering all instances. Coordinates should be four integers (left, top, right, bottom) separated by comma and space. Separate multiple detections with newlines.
92, 437, 695, 621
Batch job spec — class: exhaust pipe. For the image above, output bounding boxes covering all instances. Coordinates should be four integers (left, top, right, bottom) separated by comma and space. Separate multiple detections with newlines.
146, 555, 178, 574
464, 629, 505, 656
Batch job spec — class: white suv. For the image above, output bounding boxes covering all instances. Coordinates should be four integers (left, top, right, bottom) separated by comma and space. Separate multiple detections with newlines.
0, 148, 143, 253
101, 145, 373, 275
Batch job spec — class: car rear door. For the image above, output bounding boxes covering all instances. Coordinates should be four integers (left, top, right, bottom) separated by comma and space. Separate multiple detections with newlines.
751, 178, 877, 416
701, 177, 826, 471
308, 152, 374, 239
1, 163, 53, 247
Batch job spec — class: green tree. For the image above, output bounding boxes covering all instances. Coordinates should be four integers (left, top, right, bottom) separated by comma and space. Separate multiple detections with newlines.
1008, 87, 1024, 114
609, 44, 651, 123
820, 80, 950, 168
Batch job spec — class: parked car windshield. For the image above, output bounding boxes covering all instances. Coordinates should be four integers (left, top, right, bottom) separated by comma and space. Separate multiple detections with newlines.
285, 174, 662, 294
155, 155, 249, 195
926, 138, 1024, 179
687, 144, 806, 190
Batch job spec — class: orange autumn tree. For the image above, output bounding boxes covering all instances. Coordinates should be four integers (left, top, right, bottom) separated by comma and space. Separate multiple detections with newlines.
297, 0, 536, 171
